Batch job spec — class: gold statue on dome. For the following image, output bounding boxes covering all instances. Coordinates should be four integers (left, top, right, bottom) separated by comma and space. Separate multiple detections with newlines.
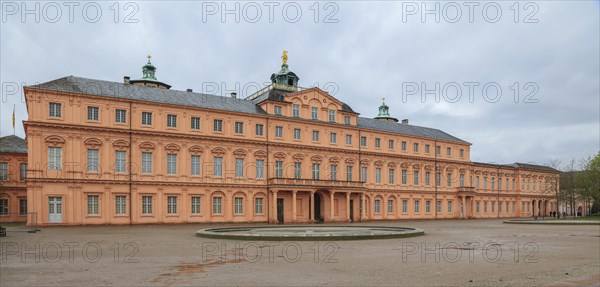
282, 50, 288, 65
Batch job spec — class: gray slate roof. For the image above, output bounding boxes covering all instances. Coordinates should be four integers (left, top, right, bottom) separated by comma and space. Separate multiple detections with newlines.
472, 161, 558, 172
29, 76, 468, 144
29, 76, 267, 115
0, 135, 27, 153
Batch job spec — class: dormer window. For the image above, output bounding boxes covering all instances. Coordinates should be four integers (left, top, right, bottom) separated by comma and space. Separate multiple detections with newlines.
344, 116, 351, 125
274, 106, 282, 115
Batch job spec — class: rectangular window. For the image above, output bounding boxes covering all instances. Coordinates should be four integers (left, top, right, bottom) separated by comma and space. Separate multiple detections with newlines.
294, 128, 301, 140
346, 135, 352, 145
414, 200, 420, 213
484, 177, 488, 189
116, 109, 127, 123
275, 161, 283, 178
425, 172, 431, 186
142, 112, 152, 125
235, 158, 244, 178
312, 130, 320, 141
374, 199, 381, 214
402, 170, 407, 185
167, 154, 177, 175
292, 104, 300, 117
360, 136, 367, 147
0, 163, 7, 181
234, 197, 243, 214
375, 138, 381, 148
87, 106, 99, 121
331, 165, 338, 181
436, 145, 441, 155
49, 102, 62, 117
191, 117, 200, 130
459, 149, 464, 158
48, 147, 62, 170
344, 116, 351, 125
256, 160, 264, 179
19, 199, 27, 215
361, 166, 367, 182
346, 166, 353, 181
274, 106, 282, 115
191, 155, 201, 176
425, 144, 430, 153
401, 141, 407, 151
275, 126, 283, 138
460, 174, 465, 187
447, 173, 452, 187
213, 119, 223, 132
255, 124, 264, 136
294, 162, 302, 179
506, 178, 509, 190
167, 114, 177, 127
142, 152, 152, 174
255, 198, 263, 214
491, 178, 495, 189
387, 200, 394, 214
476, 176, 480, 188
426, 200, 431, 213
212, 197, 222, 214
476, 202, 480, 213
414, 143, 419, 152
116, 196, 126, 215
214, 157, 222, 177
437, 200, 442, 213
19, 163, 27, 181
491, 201, 495, 213
115, 151, 126, 173
448, 201, 453, 213
235, 122, 244, 134
328, 110, 336, 122
311, 107, 318, 120
312, 163, 320, 180
499, 202, 503, 213
499, 178, 502, 189
191, 196, 201, 214
389, 169, 395, 184
87, 149, 99, 172
484, 202, 488, 213
446, 147, 451, 156
0, 199, 7, 215
87, 195, 99, 215
375, 168, 381, 183
388, 140, 394, 150
142, 196, 152, 214
402, 200, 408, 213
414, 171, 419, 185
436, 172, 441, 186
330, 133, 337, 144
167, 196, 177, 214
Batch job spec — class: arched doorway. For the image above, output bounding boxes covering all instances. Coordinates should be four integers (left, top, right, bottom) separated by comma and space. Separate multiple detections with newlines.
314, 193, 322, 222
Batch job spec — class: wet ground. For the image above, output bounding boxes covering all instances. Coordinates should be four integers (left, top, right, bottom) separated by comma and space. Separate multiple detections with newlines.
1, 219, 599, 286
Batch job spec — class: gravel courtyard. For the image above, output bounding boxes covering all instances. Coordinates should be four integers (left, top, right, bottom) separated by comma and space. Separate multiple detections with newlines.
1, 219, 599, 287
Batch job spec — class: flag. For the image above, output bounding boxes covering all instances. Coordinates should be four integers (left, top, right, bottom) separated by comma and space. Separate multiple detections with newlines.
12, 104, 15, 131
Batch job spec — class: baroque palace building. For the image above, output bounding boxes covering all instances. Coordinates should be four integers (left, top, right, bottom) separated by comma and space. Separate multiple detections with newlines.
16, 54, 559, 226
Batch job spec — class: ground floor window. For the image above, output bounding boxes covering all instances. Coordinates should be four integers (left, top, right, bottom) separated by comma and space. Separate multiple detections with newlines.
491, 202, 495, 213
213, 197, 222, 215
387, 199, 393, 214
374, 199, 381, 214
426, 200, 431, 213
414, 200, 420, 213
116, 196, 126, 215
402, 200, 408, 213
19, 199, 27, 215
167, 196, 177, 214
87, 195, 99, 215
437, 200, 442, 213
142, 196, 153, 214
499, 202, 503, 213
255, 197, 263, 214
234, 197, 243, 214
191, 196, 201, 214
447, 201, 452, 213
0, 199, 8, 215
476, 202, 480, 213
484, 201, 488, 213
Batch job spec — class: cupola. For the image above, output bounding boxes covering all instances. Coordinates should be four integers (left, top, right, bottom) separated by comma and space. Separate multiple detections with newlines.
374, 98, 399, 122
129, 55, 172, 89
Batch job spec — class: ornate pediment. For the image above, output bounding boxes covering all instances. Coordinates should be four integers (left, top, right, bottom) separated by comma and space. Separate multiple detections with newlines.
254, 150, 267, 159
139, 142, 156, 151
112, 139, 129, 150
211, 147, 226, 156
344, 158, 355, 166
373, 160, 384, 167
233, 149, 247, 157
273, 152, 286, 160
188, 145, 204, 154
164, 143, 181, 153
329, 157, 340, 164
45, 135, 65, 147
83, 138, 102, 148
311, 155, 323, 163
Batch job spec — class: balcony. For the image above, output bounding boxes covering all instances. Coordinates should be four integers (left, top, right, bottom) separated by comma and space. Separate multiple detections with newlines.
457, 186, 476, 196
269, 178, 366, 189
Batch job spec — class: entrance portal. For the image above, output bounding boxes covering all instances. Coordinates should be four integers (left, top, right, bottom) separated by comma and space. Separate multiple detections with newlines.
277, 198, 284, 223
314, 193, 322, 222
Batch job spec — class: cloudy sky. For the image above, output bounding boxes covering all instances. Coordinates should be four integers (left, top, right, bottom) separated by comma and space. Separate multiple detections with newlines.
1, 1, 598, 168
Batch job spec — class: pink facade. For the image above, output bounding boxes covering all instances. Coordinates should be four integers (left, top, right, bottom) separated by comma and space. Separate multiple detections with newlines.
20, 58, 559, 226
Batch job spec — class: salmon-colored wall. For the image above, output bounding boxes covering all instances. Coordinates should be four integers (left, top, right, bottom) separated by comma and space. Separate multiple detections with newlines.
22, 87, 559, 225
0, 152, 28, 223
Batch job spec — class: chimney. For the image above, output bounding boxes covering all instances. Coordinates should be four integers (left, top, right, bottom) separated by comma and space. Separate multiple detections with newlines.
401, 119, 409, 125
123, 76, 130, 84
231, 92, 237, 99
186, 88, 193, 92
